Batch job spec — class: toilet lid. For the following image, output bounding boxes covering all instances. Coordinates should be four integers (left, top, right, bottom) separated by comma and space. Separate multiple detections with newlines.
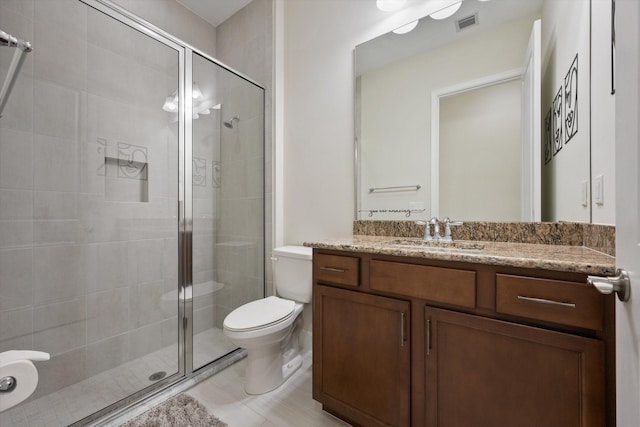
224, 296, 295, 331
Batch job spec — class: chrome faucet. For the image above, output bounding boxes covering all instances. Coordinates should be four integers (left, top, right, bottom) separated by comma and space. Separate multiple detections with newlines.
415, 217, 441, 241
441, 217, 463, 242
428, 217, 441, 240
416, 217, 463, 242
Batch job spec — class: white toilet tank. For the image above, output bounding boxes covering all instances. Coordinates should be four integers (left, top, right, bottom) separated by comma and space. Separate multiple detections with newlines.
273, 246, 313, 303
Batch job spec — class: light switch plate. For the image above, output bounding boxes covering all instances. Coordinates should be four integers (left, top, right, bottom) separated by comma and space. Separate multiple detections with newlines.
581, 181, 588, 207
594, 175, 604, 205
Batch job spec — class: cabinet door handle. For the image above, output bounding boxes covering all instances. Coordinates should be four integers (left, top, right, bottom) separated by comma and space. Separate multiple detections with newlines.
400, 312, 406, 347
425, 318, 431, 356
319, 266, 345, 273
517, 295, 576, 308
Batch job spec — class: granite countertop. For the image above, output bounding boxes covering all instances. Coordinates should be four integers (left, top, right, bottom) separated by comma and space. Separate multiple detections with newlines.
304, 235, 616, 276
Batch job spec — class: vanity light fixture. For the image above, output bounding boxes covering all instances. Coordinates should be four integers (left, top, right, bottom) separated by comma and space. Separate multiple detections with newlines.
429, 1, 463, 20
192, 83, 203, 100
393, 20, 419, 34
162, 93, 178, 112
376, 0, 406, 12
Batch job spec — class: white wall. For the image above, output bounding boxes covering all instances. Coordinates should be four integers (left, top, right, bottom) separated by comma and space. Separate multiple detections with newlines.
590, 0, 616, 225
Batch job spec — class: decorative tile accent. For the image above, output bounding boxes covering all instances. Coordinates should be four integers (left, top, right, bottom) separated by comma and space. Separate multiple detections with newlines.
212, 161, 221, 188
96, 138, 107, 176
192, 157, 206, 187
118, 143, 148, 180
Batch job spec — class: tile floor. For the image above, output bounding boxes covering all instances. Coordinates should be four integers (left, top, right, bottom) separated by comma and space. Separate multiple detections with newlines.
184, 351, 350, 427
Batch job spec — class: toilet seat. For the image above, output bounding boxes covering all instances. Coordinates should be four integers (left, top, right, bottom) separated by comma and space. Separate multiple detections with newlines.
224, 296, 295, 332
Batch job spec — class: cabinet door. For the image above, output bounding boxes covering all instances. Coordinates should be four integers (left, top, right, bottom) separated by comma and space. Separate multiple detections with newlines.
424, 307, 605, 427
313, 285, 410, 427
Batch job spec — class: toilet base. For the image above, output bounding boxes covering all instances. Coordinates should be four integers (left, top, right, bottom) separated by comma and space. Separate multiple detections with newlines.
243, 314, 304, 395
244, 345, 303, 395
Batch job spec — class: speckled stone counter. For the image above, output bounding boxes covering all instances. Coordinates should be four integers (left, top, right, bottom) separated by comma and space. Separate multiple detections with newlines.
353, 220, 616, 256
304, 235, 616, 276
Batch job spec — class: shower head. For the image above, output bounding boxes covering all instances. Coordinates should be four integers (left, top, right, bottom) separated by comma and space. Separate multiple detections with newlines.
224, 115, 240, 129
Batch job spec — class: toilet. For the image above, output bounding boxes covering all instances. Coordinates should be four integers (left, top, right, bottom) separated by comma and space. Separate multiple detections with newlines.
223, 245, 312, 394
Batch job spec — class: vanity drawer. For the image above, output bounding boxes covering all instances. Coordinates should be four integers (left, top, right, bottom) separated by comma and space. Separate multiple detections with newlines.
496, 274, 603, 331
314, 253, 360, 287
370, 260, 476, 308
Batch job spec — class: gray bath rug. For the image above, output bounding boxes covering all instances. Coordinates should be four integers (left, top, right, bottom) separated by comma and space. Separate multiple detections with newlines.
121, 393, 227, 427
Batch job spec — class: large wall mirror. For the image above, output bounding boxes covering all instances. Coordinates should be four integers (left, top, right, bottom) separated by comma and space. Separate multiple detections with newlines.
355, 0, 592, 223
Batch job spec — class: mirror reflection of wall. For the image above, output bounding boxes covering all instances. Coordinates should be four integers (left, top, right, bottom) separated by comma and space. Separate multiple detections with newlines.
355, 0, 604, 224
541, 0, 591, 223
439, 79, 522, 221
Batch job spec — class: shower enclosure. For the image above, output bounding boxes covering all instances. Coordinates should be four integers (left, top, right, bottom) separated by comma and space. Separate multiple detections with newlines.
0, 0, 264, 425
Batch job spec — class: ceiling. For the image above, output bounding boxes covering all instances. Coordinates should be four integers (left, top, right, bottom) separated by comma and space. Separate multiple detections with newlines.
176, 0, 253, 27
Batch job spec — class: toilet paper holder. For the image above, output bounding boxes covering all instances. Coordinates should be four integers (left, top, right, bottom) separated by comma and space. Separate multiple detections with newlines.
0, 375, 17, 392
0, 350, 50, 395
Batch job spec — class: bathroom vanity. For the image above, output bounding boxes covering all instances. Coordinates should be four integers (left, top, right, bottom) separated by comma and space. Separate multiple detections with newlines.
307, 235, 616, 427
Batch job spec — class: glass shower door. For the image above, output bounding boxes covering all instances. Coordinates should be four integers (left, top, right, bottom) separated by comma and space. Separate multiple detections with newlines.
0, 1, 183, 425
191, 52, 265, 370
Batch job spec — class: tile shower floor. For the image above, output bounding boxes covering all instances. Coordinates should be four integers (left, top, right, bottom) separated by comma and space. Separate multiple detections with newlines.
0, 328, 237, 427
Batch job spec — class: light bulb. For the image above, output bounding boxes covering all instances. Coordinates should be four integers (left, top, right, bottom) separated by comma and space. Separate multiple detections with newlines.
429, 1, 462, 20
376, 0, 406, 12
192, 83, 203, 100
162, 96, 178, 112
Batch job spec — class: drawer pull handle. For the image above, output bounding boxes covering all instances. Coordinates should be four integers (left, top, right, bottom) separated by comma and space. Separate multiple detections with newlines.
319, 267, 345, 273
517, 295, 576, 308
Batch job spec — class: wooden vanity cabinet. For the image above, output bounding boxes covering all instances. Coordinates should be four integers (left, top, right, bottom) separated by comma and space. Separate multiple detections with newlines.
313, 285, 411, 427
312, 249, 612, 427
424, 307, 605, 427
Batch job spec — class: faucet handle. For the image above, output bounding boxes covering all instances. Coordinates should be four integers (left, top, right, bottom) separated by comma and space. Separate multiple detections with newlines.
442, 217, 463, 241
415, 220, 432, 240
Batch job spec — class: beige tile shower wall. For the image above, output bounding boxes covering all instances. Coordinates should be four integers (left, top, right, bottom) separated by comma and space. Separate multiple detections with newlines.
0, 0, 219, 405
214, 0, 273, 325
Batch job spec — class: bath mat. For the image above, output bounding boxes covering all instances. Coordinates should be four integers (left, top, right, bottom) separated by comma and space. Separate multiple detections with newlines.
121, 393, 227, 427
